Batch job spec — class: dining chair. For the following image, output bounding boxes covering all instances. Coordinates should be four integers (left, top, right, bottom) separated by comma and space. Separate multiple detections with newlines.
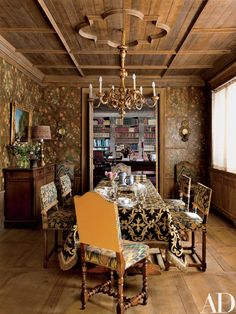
74, 191, 149, 313
111, 162, 131, 175
164, 174, 191, 212
59, 174, 74, 210
40, 181, 76, 268
171, 182, 212, 271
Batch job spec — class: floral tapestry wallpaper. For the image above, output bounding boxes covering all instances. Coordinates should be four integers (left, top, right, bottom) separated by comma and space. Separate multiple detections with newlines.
0, 58, 42, 190
0, 56, 210, 198
0, 57, 81, 191
164, 86, 210, 197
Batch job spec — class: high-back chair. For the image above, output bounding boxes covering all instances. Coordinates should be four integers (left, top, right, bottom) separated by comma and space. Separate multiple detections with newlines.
59, 174, 74, 209
164, 174, 191, 212
74, 191, 149, 313
40, 182, 75, 268
111, 162, 131, 175
171, 182, 212, 271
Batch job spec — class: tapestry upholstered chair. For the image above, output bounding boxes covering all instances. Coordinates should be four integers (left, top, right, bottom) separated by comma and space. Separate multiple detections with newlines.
164, 174, 191, 212
111, 162, 131, 175
40, 182, 76, 268
171, 182, 212, 271
74, 191, 149, 313
175, 161, 197, 204
59, 174, 74, 210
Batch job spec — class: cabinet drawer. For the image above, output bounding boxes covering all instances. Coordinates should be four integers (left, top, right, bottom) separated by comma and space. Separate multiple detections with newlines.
44, 164, 55, 175
34, 168, 44, 178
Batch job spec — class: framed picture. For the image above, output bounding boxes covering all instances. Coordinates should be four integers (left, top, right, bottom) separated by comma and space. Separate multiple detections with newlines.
10, 103, 32, 143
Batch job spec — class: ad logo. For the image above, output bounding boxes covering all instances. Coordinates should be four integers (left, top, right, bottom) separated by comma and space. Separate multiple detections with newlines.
201, 293, 235, 313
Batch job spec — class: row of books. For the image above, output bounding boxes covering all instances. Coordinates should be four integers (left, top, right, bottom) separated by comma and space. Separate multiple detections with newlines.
93, 139, 110, 147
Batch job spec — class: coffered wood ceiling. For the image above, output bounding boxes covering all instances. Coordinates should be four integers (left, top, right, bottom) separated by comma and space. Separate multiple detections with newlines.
0, 0, 235, 87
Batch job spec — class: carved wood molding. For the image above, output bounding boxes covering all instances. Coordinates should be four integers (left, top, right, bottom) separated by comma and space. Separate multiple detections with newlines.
42, 74, 205, 87
0, 35, 44, 84
75, 9, 169, 48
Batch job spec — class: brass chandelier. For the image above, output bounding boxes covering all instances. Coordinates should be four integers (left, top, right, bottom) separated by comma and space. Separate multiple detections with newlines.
88, 30, 159, 117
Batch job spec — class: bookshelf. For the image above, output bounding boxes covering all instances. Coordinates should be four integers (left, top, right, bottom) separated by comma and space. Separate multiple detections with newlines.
93, 115, 156, 161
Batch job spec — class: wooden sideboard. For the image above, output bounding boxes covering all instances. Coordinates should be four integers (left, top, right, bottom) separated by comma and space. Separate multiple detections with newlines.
3, 164, 55, 228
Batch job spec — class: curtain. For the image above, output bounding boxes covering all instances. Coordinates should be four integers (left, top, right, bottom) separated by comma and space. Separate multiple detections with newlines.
212, 79, 236, 173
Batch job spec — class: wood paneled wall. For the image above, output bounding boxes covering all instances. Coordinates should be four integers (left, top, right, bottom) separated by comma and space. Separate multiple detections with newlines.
210, 169, 236, 226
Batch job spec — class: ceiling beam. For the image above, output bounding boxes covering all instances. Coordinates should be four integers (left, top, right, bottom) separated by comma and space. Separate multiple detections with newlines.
161, 0, 209, 77
37, 0, 84, 77
72, 50, 176, 55
169, 65, 213, 69
15, 48, 231, 56
42, 75, 205, 87
178, 49, 231, 55
79, 65, 168, 69
16, 49, 68, 54
35, 64, 76, 69
192, 27, 236, 34
0, 27, 55, 33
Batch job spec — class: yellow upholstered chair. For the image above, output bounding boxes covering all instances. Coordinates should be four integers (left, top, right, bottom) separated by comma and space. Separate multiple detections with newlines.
59, 174, 74, 210
74, 191, 149, 313
111, 162, 131, 175
40, 182, 76, 268
171, 183, 212, 271
164, 174, 191, 212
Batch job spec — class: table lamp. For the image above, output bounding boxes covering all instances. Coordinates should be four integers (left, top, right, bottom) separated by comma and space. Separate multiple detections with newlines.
31, 125, 51, 167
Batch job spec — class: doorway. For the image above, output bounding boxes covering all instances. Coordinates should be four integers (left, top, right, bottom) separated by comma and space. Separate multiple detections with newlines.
81, 88, 166, 195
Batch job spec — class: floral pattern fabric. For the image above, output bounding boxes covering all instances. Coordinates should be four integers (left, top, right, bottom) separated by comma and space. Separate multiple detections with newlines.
47, 209, 76, 229
171, 211, 205, 232
40, 181, 76, 229
85, 241, 149, 270
59, 174, 72, 197
164, 199, 186, 212
40, 182, 58, 212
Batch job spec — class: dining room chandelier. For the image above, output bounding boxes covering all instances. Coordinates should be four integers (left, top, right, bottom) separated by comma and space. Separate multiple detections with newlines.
88, 30, 159, 117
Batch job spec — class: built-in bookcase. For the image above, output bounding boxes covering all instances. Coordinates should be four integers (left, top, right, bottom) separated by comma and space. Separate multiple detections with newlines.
93, 114, 157, 161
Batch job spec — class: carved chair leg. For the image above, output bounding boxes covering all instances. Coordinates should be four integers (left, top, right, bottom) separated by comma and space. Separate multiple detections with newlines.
43, 229, 48, 268
110, 270, 114, 292
117, 273, 124, 314
202, 231, 207, 272
81, 261, 88, 309
54, 230, 58, 251
142, 258, 148, 305
191, 231, 195, 254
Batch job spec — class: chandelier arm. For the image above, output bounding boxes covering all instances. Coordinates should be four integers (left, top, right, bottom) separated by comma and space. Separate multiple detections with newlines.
146, 96, 159, 108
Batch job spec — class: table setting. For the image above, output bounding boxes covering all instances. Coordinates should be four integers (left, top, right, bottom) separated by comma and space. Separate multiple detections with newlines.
59, 174, 187, 272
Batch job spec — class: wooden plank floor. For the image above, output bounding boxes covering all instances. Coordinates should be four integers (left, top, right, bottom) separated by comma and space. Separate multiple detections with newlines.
0, 211, 236, 314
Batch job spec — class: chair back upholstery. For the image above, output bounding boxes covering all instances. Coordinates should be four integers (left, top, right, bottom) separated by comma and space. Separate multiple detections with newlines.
111, 162, 131, 175
74, 192, 121, 252
40, 182, 58, 213
176, 161, 196, 185
59, 174, 72, 198
179, 175, 191, 210
192, 183, 212, 223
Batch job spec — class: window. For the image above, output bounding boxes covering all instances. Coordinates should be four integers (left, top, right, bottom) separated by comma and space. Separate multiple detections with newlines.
212, 78, 236, 173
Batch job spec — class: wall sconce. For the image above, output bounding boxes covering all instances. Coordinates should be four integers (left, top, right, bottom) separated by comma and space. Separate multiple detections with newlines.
31, 125, 51, 166
179, 120, 191, 142
56, 123, 66, 140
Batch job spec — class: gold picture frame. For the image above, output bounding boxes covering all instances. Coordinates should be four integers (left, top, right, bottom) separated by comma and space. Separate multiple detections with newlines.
10, 103, 32, 143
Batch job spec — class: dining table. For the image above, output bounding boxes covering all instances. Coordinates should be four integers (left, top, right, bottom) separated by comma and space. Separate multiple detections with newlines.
59, 178, 187, 271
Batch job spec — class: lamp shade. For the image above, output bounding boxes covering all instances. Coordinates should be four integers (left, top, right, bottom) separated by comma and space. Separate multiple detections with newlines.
31, 125, 51, 140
